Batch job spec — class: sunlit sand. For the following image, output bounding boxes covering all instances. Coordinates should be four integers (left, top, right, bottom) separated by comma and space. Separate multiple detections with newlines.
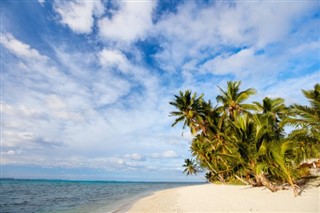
126, 184, 319, 213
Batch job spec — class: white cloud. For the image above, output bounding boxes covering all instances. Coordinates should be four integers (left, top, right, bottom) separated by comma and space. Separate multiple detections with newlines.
7, 150, 15, 155
288, 41, 320, 56
162, 150, 178, 158
98, 49, 129, 72
0, 33, 48, 62
3, 0, 318, 181
150, 150, 178, 159
98, 1, 156, 43
124, 153, 145, 161
38, 0, 45, 6
92, 77, 131, 106
2, 38, 93, 150
261, 72, 320, 105
53, 0, 104, 34
202, 48, 256, 75
153, 1, 317, 72
1, 32, 188, 177
243, 2, 314, 48
53, 47, 132, 107
46, 95, 67, 110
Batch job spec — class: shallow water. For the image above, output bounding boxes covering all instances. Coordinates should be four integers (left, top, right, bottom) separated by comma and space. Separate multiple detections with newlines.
0, 179, 199, 213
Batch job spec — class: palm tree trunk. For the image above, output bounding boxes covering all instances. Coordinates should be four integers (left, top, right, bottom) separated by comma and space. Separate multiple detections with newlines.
286, 173, 300, 197
255, 173, 278, 192
203, 158, 225, 182
235, 175, 249, 185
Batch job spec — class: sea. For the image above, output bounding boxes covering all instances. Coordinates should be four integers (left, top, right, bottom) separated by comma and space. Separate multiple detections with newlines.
0, 179, 200, 213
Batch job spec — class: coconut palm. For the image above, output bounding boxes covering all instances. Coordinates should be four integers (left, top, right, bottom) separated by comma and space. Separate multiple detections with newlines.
287, 84, 320, 132
253, 97, 288, 140
191, 134, 230, 182
170, 81, 319, 197
216, 81, 256, 119
267, 140, 301, 196
285, 83, 320, 162
183, 158, 199, 175
205, 172, 214, 182
223, 110, 300, 195
227, 113, 261, 186
170, 90, 205, 135
253, 97, 287, 121
253, 114, 301, 195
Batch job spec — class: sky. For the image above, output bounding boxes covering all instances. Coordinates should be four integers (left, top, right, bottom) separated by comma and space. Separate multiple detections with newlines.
1, 0, 319, 182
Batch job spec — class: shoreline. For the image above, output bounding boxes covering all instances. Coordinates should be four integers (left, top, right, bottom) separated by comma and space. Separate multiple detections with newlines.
125, 183, 320, 212
112, 192, 155, 213
113, 184, 206, 213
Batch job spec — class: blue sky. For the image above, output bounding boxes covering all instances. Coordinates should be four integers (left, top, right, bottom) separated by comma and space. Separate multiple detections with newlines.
1, 0, 319, 182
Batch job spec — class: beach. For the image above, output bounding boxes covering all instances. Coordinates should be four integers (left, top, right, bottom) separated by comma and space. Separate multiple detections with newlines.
126, 183, 320, 212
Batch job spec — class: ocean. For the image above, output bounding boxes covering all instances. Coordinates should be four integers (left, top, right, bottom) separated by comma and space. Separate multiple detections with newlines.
0, 179, 200, 213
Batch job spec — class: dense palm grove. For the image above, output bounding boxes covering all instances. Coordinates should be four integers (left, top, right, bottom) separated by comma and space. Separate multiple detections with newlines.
170, 81, 320, 196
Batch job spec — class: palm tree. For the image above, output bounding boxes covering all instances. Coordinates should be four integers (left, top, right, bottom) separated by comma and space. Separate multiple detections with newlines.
169, 90, 205, 135
183, 158, 199, 175
287, 84, 320, 131
190, 134, 227, 182
170, 81, 318, 197
285, 83, 320, 163
253, 97, 287, 120
253, 97, 287, 139
205, 172, 214, 182
227, 113, 261, 186
267, 140, 301, 196
216, 81, 256, 119
228, 113, 300, 195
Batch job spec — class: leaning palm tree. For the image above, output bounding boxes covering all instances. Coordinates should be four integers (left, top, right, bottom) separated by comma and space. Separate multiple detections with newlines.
169, 90, 205, 135
267, 140, 301, 196
226, 112, 300, 195
190, 134, 228, 182
170, 81, 318, 197
216, 81, 256, 119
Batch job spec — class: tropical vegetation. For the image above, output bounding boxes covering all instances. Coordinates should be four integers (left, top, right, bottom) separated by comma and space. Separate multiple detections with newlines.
170, 81, 320, 196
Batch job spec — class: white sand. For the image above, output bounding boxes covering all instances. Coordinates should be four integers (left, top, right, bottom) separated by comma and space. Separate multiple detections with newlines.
126, 184, 320, 213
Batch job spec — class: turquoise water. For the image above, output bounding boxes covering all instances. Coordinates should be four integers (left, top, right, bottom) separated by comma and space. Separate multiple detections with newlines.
0, 179, 199, 213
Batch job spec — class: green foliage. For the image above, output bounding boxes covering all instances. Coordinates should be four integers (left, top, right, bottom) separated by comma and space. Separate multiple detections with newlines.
183, 158, 199, 175
284, 83, 320, 161
170, 81, 320, 196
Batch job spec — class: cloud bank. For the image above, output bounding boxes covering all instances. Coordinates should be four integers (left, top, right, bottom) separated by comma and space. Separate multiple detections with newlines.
1, 0, 319, 181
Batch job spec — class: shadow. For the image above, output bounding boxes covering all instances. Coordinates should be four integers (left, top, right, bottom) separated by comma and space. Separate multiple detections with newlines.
297, 176, 320, 195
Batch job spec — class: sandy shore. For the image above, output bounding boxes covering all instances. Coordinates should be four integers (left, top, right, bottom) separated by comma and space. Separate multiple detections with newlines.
125, 183, 319, 213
